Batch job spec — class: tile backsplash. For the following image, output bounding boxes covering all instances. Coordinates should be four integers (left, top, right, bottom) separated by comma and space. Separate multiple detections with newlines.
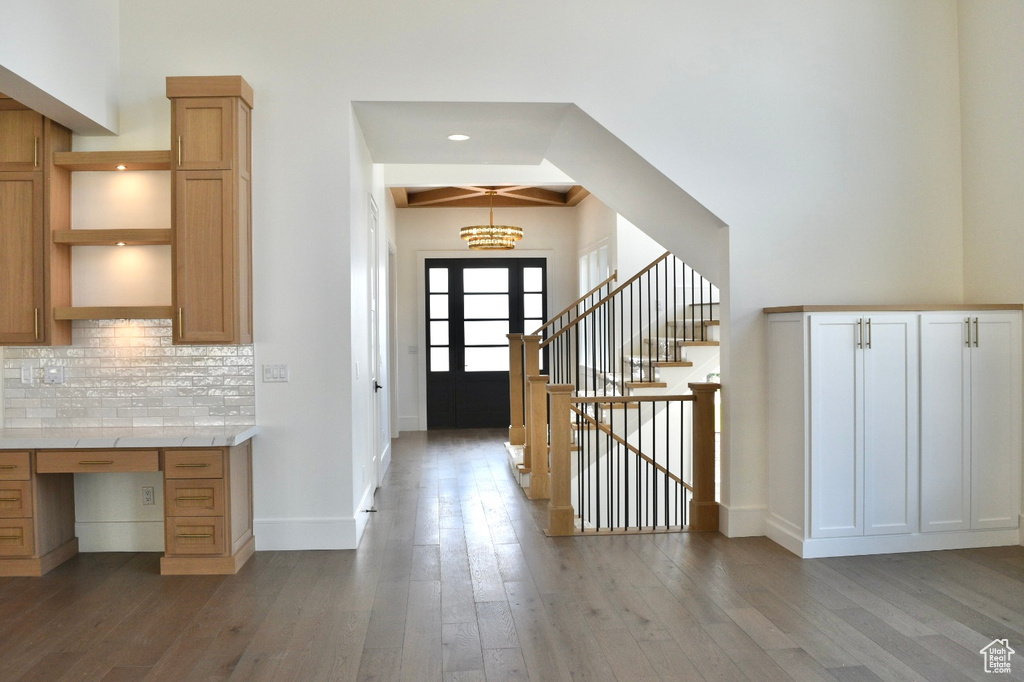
2, 319, 255, 429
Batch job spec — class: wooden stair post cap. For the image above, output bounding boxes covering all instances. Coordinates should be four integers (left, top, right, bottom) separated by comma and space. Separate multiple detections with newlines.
166, 76, 254, 108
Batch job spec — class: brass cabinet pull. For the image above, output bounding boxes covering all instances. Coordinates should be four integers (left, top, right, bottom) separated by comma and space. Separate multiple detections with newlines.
0, 535, 22, 541
0, 465, 17, 470
177, 308, 184, 339
177, 533, 213, 539
34, 308, 40, 340
34, 137, 39, 167
965, 318, 972, 347
79, 460, 114, 465
175, 495, 212, 501
974, 317, 979, 347
175, 462, 210, 468
0, 497, 21, 502
856, 318, 863, 349
177, 135, 182, 167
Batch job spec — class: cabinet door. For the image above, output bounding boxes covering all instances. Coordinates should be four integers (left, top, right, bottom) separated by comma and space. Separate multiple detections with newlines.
920, 314, 971, 532
862, 315, 917, 535
0, 102, 43, 171
0, 172, 44, 343
173, 98, 234, 170
173, 170, 236, 343
970, 313, 1021, 530
809, 315, 863, 538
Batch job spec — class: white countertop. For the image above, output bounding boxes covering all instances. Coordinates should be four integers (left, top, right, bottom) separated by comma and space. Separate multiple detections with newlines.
0, 425, 258, 450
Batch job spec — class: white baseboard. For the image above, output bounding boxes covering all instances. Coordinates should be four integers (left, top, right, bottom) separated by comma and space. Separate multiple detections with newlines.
398, 416, 422, 432
766, 517, 1021, 558
719, 504, 766, 537
254, 516, 360, 550
76, 520, 165, 552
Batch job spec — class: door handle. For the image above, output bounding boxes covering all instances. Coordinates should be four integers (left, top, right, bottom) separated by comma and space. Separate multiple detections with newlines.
373, 380, 383, 393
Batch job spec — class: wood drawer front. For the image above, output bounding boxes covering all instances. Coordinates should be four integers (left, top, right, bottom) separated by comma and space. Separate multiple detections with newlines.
36, 450, 159, 474
0, 452, 31, 480
163, 450, 224, 479
165, 517, 225, 555
0, 518, 34, 556
0, 481, 32, 518
165, 479, 224, 517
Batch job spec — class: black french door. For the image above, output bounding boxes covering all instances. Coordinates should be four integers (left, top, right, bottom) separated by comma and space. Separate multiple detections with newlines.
426, 258, 546, 428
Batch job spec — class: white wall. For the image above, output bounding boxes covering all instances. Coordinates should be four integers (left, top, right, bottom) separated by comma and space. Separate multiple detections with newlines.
960, 0, 1024, 304
395, 206, 579, 431
0, 0, 119, 133
4, 0, 995, 546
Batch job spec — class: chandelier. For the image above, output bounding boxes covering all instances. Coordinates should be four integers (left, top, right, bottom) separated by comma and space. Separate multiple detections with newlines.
460, 191, 523, 250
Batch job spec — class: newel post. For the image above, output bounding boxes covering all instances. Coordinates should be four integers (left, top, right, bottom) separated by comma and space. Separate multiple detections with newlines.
507, 334, 526, 446
526, 374, 550, 500
521, 335, 543, 473
688, 382, 720, 531
547, 384, 576, 536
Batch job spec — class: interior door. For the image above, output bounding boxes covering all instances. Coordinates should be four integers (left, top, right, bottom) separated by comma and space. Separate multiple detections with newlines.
426, 258, 546, 428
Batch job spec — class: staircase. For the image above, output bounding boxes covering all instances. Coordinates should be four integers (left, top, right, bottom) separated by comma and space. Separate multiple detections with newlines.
507, 252, 721, 535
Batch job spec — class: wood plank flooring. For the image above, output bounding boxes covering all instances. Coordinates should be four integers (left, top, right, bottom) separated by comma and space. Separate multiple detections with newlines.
1, 428, 1023, 680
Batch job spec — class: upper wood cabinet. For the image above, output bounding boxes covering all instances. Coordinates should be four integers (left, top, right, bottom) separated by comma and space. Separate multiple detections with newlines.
167, 77, 253, 344
0, 99, 44, 171
0, 94, 72, 345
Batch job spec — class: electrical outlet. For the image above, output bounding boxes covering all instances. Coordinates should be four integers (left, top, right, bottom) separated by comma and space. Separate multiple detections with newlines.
142, 486, 155, 506
43, 366, 65, 384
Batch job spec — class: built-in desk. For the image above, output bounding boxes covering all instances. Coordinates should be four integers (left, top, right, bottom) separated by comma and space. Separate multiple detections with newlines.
0, 427, 257, 576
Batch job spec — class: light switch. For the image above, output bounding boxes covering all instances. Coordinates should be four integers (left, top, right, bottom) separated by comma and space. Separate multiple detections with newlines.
21, 364, 34, 385
262, 364, 290, 383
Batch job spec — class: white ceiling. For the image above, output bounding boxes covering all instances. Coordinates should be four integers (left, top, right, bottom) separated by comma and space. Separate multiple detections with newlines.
352, 101, 574, 167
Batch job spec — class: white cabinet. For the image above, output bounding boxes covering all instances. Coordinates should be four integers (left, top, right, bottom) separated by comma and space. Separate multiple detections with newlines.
809, 314, 918, 539
766, 306, 1021, 558
920, 313, 1021, 533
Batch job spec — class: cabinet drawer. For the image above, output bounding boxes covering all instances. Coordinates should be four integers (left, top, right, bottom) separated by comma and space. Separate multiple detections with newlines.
165, 516, 225, 555
165, 479, 224, 517
163, 450, 224, 479
0, 452, 31, 480
0, 481, 32, 518
36, 450, 159, 473
0, 518, 34, 556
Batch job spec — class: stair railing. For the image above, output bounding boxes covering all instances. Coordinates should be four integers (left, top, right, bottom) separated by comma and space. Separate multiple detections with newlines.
547, 382, 720, 535
509, 251, 718, 502
508, 272, 618, 451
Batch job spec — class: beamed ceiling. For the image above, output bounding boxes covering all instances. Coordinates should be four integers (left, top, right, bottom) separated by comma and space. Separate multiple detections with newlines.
390, 185, 590, 209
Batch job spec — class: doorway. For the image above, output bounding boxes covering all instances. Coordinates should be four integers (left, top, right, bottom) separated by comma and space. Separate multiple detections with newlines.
425, 258, 546, 428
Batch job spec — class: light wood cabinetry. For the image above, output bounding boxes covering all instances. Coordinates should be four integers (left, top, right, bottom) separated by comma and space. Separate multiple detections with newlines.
168, 77, 253, 345
0, 94, 71, 345
765, 306, 1022, 558
0, 443, 254, 577
161, 442, 254, 574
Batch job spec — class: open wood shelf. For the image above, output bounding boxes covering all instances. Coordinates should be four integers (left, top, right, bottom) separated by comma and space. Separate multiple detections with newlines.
52, 229, 172, 246
52, 150, 172, 171
53, 306, 174, 321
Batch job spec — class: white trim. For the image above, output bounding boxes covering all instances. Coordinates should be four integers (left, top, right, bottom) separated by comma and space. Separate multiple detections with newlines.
398, 415, 421, 432
765, 517, 1021, 558
415, 249, 556, 430
719, 504, 766, 537
254, 516, 360, 550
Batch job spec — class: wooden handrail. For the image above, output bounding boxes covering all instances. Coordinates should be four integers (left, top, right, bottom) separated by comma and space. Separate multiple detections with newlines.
531, 271, 618, 337
569, 405, 691, 490
541, 251, 672, 348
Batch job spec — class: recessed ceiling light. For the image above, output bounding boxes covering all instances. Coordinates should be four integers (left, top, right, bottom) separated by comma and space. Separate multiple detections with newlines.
116, 164, 127, 170
447, 134, 470, 141
115, 241, 127, 246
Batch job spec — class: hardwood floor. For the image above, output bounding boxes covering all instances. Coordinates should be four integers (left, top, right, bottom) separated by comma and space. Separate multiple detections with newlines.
2, 428, 1024, 681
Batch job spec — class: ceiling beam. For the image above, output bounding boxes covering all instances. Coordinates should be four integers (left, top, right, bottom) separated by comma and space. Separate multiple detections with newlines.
389, 187, 409, 208
565, 185, 590, 206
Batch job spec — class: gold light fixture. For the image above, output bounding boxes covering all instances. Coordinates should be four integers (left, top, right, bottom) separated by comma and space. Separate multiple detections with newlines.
459, 191, 523, 250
